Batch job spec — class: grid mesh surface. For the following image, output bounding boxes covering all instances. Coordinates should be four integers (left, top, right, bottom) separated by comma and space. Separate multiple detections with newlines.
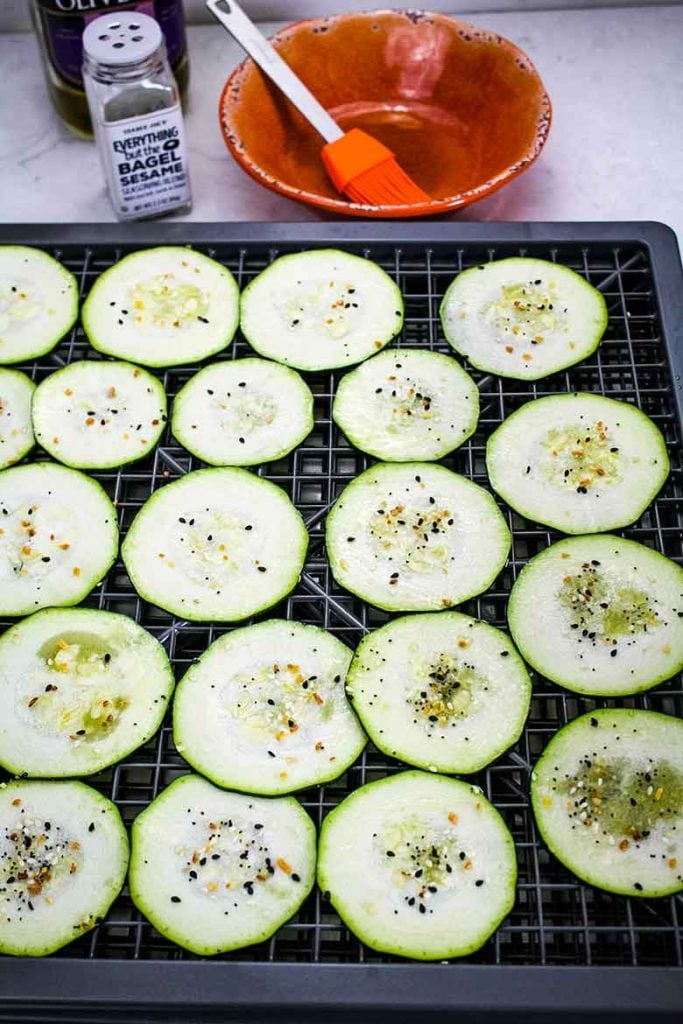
1, 237, 682, 970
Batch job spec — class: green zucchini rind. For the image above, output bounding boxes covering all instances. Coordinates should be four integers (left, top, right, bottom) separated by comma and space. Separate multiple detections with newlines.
0, 368, 35, 467
32, 360, 166, 469
318, 770, 517, 960
82, 247, 239, 368
486, 393, 669, 534
531, 709, 683, 897
0, 608, 174, 777
129, 774, 316, 955
346, 612, 531, 774
332, 348, 479, 461
440, 257, 607, 380
171, 358, 313, 466
326, 462, 510, 612
0, 780, 128, 956
0, 246, 78, 365
173, 619, 366, 795
240, 249, 403, 371
508, 534, 683, 695
122, 467, 308, 621
0, 462, 118, 617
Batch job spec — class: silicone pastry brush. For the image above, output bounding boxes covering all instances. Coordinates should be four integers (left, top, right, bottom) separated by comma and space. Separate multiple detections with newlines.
206, 0, 432, 205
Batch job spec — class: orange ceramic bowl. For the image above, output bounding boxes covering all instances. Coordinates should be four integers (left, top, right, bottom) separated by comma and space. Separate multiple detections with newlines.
219, 9, 552, 218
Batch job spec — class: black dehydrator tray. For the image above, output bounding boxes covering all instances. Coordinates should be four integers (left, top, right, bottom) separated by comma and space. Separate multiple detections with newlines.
0, 221, 681, 1023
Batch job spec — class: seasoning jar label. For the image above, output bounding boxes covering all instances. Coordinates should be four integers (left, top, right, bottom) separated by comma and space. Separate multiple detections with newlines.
101, 105, 191, 220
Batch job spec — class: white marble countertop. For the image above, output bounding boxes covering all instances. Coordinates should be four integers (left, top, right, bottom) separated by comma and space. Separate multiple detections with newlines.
1, 5, 682, 242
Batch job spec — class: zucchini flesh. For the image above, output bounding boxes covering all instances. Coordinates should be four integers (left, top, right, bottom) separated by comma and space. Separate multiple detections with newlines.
0, 368, 35, 467
0, 463, 118, 617
440, 257, 607, 380
122, 467, 308, 621
173, 619, 365, 795
0, 608, 174, 777
240, 249, 403, 371
317, 770, 517, 960
32, 360, 166, 469
129, 774, 316, 955
82, 247, 239, 368
531, 709, 683, 897
346, 612, 531, 774
0, 246, 77, 365
486, 393, 669, 533
171, 358, 313, 466
508, 534, 683, 695
332, 348, 479, 461
0, 780, 128, 956
326, 462, 510, 612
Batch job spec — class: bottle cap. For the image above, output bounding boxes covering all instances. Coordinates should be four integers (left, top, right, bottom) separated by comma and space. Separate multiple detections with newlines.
83, 12, 163, 65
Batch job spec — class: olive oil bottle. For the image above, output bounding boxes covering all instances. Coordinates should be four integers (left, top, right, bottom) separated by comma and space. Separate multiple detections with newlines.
30, 1, 189, 136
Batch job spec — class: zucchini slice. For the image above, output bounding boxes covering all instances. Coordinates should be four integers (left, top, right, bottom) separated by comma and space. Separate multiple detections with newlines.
32, 360, 166, 469
440, 257, 607, 380
508, 535, 683, 695
173, 619, 365, 795
82, 247, 239, 368
486, 393, 669, 533
531, 709, 683, 897
129, 773, 316, 955
0, 779, 128, 956
240, 249, 403, 371
332, 348, 479, 461
0, 368, 35, 468
0, 463, 118, 617
0, 246, 78, 365
122, 468, 307, 621
346, 612, 531, 774
317, 770, 516, 960
0, 608, 174, 777
171, 358, 313, 467
326, 463, 510, 612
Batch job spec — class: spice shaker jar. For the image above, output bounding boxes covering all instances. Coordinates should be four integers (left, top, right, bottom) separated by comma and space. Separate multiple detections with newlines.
82, 13, 191, 221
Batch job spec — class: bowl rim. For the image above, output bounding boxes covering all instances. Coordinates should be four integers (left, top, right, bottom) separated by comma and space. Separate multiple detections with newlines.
218, 8, 553, 218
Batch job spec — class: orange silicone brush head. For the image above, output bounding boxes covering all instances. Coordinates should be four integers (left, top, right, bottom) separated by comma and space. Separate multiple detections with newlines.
321, 128, 431, 206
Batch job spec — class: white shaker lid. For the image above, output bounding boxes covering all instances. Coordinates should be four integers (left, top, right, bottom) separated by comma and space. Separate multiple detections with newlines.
83, 12, 163, 65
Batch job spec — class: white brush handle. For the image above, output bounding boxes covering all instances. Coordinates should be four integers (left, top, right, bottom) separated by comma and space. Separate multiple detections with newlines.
206, 0, 343, 143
